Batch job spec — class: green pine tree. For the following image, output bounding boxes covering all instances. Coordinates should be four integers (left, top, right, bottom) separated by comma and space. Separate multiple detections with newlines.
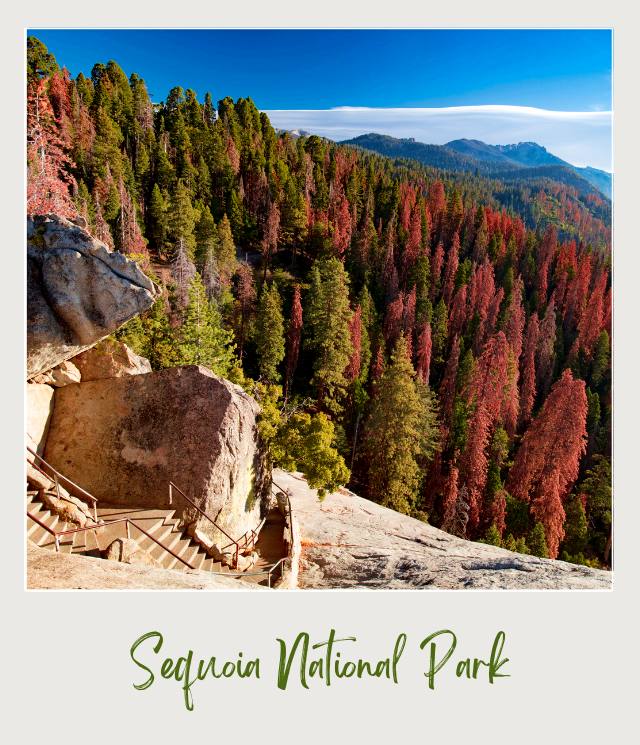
177, 273, 235, 376
363, 335, 439, 515
216, 213, 237, 280
255, 283, 285, 383
305, 258, 353, 414
168, 179, 198, 258
483, 523, 502, 547
528, 522, 549, 558
194, 205, 218, 269
148, 184, 168, 252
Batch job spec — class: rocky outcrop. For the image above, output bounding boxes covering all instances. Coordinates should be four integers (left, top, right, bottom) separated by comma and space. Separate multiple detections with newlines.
27, 214, 157, 378
44, 366, 270, 552
274, 470, 611, 590
73, 339, 152, 380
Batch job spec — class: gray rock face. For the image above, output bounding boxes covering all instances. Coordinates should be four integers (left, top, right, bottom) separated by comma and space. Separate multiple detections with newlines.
27, 214, 157, 378
274, 470, 611, 590
44, 366, 270, 552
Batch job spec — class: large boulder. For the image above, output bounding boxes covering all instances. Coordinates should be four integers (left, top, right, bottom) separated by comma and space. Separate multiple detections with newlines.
27, 214, 157, 378
26, 383, 55, 454
43, 366, 270, 551
73, 338, 152, 381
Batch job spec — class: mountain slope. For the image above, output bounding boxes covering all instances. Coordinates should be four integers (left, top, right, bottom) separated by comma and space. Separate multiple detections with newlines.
340, 132, 485, 173
446, 138, 612, 197
341, 133, 611, 198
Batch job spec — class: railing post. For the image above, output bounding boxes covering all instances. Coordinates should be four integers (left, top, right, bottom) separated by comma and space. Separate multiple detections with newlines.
126, 521, 131, 539
54, 535, 59, 552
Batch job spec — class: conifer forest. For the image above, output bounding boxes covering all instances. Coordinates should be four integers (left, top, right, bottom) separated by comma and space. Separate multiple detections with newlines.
26, 36, 612, 567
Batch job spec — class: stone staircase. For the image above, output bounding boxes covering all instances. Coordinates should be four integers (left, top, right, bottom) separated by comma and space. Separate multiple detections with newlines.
26, 492, 233, 575
239, 508, 286, 586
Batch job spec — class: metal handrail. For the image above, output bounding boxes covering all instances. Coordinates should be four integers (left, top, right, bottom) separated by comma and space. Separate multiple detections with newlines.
272, 478, 295, 558
225, 515, 266, 555
27, 513, 196, 570
27, 447, 98, 523
217, 557, 291, 587
168, 481, 241, 568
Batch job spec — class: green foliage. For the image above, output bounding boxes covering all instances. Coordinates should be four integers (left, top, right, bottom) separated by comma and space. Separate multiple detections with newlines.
216, 214, 237, 279
505, 493, 530, 537
363, 336, 439, 515
482, 523, 502, 547
561, 495, 589, 557
168, 180, 198, 257
305, 258, 353, 413
273, 412, 350, 499
177, 273, 236, 375
116, 296, 179, 370
255, 283, 285, 383
528, 522, 549, 558
27, 36, 59, 84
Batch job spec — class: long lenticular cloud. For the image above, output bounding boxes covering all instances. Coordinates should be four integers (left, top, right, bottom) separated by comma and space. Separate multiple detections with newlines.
263, 105, 612, 172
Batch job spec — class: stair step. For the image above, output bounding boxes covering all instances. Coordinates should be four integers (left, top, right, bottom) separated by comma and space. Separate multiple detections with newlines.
179, 544, 201, 568
141, 525, 181, 560
162, 537, 195, 570
200, 557, 216, 572
191, 551, 208, 570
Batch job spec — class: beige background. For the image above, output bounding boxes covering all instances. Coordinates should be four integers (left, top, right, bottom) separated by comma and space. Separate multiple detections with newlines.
2, 4, 636, 743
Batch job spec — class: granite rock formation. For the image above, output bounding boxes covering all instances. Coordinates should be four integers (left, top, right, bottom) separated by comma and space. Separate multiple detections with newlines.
27, 214, 157, 378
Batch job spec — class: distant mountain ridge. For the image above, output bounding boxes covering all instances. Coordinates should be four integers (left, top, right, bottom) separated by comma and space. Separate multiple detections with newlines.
340, 133, 612, 198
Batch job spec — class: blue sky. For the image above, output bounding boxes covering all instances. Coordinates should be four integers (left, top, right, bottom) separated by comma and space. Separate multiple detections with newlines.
29, 29, 613, 170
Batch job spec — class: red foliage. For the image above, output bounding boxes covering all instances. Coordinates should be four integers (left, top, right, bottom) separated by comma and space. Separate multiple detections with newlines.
484, 287, 504, 343
27, 79, 77, 217
331, 192, 352, 258
346, 305, 363, 382
403, 201, 422, 278
226, 136, 240, 174
439, 335, 460, 428
371, 345, 385, 384
461, 403, 492, 534
505, 277, 525, 364
403, 287, 416, 340
285, 285, 303, 395
428, 180, 446, 235
117, 179, 147, 256
470, 331, 512, 423
431, 242, 444, 298
536, 299, 557, 395
261, 201, 281, 267
447, 284, 467, 341
570, 269, 608, 360
416, 323, 432, 385
519, 312, 540, 429
442, 232, 460, 305
441, 463, 459, 532
507, 369, 588, 558
383, 293, 405, 348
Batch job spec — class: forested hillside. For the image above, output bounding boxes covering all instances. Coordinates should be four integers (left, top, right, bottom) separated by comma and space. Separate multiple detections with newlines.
26, 37, 612, 567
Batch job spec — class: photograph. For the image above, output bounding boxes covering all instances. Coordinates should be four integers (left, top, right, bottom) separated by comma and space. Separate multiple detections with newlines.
25, 28, 612, 591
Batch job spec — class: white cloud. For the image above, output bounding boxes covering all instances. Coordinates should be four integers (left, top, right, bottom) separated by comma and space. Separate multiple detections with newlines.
263, 105, 612, 172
